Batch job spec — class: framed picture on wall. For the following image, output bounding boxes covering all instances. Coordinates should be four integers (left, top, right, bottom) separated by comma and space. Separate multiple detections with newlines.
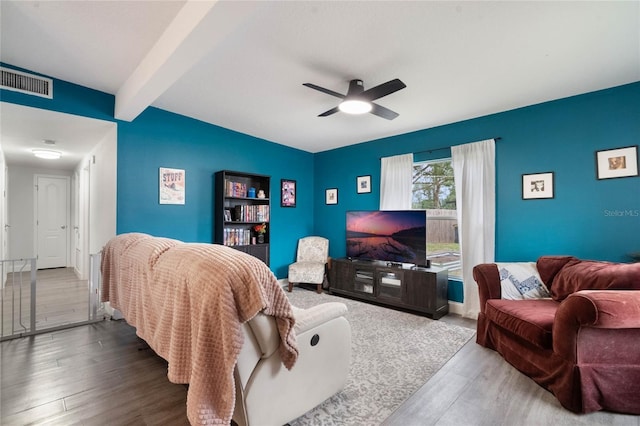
281, 179, 296, 207
159, 167, 185, 204
325, 188, 338, 205
595, 145, 639, 180
356, 175, 371, 193
522, 172, 554, 200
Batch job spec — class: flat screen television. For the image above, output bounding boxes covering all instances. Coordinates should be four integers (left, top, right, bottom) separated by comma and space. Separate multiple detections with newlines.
346, 210, 427, 266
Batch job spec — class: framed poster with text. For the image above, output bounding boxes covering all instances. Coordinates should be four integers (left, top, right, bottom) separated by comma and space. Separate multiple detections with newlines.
159, 167, 185, 205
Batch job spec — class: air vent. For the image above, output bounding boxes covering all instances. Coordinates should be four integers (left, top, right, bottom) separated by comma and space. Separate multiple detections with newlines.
1, 67, 53, 99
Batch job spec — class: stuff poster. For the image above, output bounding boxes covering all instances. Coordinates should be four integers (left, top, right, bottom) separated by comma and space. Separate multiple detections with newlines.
159, 167, 185, 204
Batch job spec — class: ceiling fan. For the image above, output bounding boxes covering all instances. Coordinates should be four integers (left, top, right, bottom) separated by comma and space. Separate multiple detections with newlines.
303, 78, 406, 120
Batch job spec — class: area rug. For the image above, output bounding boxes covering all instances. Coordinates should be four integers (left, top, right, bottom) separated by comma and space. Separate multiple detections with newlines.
285, 287, 476, 425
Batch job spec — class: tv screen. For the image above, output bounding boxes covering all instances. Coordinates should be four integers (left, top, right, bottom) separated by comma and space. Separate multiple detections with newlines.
346, 210, 427, 265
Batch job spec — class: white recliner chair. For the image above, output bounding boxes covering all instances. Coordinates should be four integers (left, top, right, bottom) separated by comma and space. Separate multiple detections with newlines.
233, 302, 351, 426
288, 236, 329, 293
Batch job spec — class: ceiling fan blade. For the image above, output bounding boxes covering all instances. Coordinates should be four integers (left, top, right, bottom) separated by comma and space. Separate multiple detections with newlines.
318, 106, 340, 117
360, 79, 406, 101
303, 83, 345, 99
370, 103, 399, 120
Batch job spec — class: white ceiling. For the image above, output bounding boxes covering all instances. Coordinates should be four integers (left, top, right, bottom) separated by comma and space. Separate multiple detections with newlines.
1, 1, 639, 168
0, 103, 115, 170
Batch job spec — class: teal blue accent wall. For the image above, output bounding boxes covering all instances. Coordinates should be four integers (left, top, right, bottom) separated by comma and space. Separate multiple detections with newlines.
493, 85, 639, 263
4, 63, 638, 301
315, 82, 640, 302
447, 281, 464, 303
116, 107, 314, 278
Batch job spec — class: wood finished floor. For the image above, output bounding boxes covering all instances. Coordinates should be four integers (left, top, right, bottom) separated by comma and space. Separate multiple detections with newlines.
2, 267, 90, 338
1, 320, 189, 425
383, 338, 640, 426
2, 299, 638, 425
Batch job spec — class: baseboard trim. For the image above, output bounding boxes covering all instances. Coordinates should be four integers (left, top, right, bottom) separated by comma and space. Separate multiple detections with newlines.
447, 301, 464, 316
104, 302, 124, 320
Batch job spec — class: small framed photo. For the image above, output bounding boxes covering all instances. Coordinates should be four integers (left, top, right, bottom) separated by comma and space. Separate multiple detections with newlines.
325, 188, 338, 205
224, 209, 232, 222
522, 172, 554, 200
356, 175, 371, 193
596, 145, 639, 180
281, 179, 296, 207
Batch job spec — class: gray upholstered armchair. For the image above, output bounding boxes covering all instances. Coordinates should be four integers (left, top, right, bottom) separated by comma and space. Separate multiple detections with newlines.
288, 236, 329, 293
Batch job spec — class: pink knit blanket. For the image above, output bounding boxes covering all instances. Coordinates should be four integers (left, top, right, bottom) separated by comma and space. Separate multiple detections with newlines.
101, 233, 298, 425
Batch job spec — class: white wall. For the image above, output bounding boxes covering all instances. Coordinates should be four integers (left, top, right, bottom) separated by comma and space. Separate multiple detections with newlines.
72, 123, 117, 278
7, 166, 71, 259
87, 125, 117, 254
0, 148, 6, 262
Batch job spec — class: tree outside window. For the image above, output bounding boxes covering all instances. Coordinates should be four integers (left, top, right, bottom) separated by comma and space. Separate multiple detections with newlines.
412, 159, 461, 278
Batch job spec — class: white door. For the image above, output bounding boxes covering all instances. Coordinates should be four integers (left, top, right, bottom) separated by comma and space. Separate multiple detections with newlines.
36, 175, 69, 269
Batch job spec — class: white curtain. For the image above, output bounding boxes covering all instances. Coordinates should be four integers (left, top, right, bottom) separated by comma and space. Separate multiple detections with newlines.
451, 139, 495, 319
380, 153, 413, 210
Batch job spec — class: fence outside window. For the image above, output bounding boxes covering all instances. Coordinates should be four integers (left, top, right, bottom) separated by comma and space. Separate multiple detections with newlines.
413, 159, 461, 278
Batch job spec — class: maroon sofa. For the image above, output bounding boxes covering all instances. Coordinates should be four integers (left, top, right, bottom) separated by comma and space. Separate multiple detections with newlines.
473, 255, 640, 414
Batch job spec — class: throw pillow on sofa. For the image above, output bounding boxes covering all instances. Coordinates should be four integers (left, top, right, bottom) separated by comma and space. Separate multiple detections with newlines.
496, 262, 550, 300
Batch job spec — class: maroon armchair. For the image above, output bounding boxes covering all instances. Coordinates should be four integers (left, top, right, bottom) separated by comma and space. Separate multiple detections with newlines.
473, 256, 640, 414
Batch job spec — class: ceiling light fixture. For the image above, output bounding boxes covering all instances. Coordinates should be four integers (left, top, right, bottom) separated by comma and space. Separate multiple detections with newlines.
33, 149, 62, 160
338, 99, 372, 115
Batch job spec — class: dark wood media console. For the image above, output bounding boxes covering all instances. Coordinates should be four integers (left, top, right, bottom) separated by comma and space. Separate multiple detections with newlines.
329, 258, 449, 319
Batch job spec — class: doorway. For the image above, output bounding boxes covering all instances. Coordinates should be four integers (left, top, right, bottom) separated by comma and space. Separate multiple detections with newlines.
0, 103, 117, 339
35, 175, 70, 269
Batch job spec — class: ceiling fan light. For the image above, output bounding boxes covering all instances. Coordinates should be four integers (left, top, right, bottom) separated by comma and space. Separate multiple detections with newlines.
33, 149, 62, 160
339, 99, 372, 115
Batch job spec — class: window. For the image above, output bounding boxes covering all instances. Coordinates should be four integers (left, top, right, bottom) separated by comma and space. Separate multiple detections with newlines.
412, 159, 461, 278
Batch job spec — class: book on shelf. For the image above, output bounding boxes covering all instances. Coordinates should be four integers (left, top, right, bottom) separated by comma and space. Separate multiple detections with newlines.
225, 180, 247, 198
232, 204, 270, 222
223, 228, 251, 246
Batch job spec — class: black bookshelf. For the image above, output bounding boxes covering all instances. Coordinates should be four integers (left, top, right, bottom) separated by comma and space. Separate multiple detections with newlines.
214, 170, 270, 265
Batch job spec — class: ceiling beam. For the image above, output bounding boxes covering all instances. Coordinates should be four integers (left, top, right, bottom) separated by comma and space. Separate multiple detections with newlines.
114, 0, 260, 122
